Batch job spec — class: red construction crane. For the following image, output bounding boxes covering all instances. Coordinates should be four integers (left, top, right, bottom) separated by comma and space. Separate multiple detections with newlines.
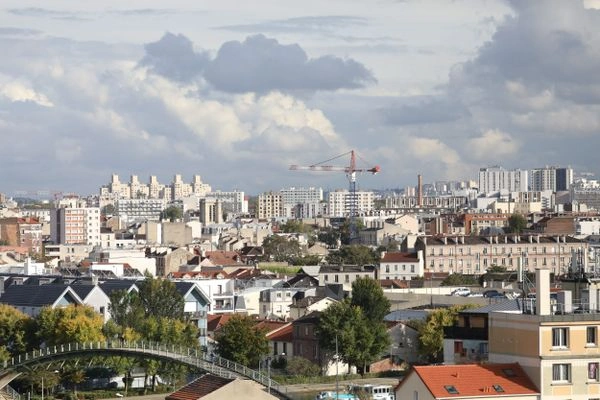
290, 150, 380, 242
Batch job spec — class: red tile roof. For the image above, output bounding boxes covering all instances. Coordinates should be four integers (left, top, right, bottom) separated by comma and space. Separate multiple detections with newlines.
381, 252, 418, 263
405, 363, 538, 398
203, 250, 243, 266
266, 323, 293, 342
206, 314, 233, 334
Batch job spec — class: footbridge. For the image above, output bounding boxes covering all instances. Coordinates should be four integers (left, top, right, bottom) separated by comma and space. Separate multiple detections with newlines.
0, 341, 290, 399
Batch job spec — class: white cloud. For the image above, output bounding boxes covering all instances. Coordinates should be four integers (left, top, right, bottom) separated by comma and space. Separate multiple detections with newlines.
466, 129, 520, 161
0, 81, 53, 107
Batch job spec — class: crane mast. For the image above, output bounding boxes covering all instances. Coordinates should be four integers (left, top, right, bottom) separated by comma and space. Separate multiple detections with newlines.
289, 150, 380, 243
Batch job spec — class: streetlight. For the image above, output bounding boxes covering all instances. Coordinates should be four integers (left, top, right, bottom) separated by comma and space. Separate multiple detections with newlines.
41, 370, 59, 400
335, 335, 339, 400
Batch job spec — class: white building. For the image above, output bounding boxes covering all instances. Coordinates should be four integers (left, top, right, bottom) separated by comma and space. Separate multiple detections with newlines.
478, 166, 528, 195
327, 190, 374, 217
280, 187, 323, 219
206, 190, 248, 215
115, 198, 166, 222
530, 166, 574, 192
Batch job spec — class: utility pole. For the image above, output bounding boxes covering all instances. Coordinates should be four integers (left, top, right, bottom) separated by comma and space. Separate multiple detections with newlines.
335, 335, 339, 400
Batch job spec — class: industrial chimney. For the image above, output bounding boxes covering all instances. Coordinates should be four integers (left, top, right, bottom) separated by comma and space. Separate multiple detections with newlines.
535, 268, 551, 316
417, 174, 423, 207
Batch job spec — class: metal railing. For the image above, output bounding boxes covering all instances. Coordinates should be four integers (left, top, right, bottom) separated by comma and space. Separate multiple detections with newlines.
0, 341, 289, 399
0, 385, 20, 400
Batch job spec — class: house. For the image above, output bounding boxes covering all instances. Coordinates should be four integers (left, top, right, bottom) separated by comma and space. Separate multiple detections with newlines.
0, 284, 83, 317
173, 281, 211, 347
379, 251, 424, 281
292, 311, 321, 366
288, 296, 338, 320
69, 283, 111, 322
388, 321, 421, 365
317, 265, 377, 291
166, 373, 278, 400
266, 322, 293, 359
395, 363, 539, 400
259, 275, 319, 320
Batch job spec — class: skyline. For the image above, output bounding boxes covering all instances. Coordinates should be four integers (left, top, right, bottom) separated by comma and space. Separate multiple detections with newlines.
1, 1, 600, 196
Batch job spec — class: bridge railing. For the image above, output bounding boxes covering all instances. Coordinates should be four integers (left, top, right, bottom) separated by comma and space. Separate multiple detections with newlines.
1, 341, 287, 397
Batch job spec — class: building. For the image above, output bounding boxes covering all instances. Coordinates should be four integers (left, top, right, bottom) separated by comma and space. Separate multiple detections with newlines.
415, 235, 587, 276
487, 269, 600, 400
280, 187, 323, 218
0, 217, 43, 253
317, 265, 377, 291
461, 213, 510, 235
199, 198, 223, 224
530, 166, 573, 192
479, 166, 528, 195
379, 251, 424, 281
328, 190, 374, 217
115, 198, 165, 222
205, 190, 248, 215
100, 174, 212, 202
257, 192, 284, 220
395, 363, 539, 400
50, 203, 101, 246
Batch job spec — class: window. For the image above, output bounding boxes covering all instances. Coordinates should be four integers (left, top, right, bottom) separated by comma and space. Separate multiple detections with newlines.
589, 362, 599, 381
552, 364, 571, 382
552, 327, 569, 348
588, 327, 598, 345
444, 386, 459, 394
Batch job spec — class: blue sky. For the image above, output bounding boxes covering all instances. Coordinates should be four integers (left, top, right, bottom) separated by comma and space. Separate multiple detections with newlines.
1, 0, 600, 195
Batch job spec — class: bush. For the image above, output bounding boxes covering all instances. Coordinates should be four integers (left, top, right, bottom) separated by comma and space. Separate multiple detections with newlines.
284, 356, 321, 377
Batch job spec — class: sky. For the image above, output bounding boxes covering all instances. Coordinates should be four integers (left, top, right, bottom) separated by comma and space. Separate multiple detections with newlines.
1, 0, 600, 196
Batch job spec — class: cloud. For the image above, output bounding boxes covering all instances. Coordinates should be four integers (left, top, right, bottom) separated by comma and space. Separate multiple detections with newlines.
204, 34, 376, 93
0, 81, 53, 107
7, 7, 91, 21
215, 16, 368, 34
0, 27, 42, 36
466, 129, 520, 161
380, 96, 470, 125
139, 33, 211, 82
108, 9, 177, 16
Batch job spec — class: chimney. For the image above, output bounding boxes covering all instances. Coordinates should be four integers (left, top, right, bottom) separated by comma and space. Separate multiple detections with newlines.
536, 268, 551, 316
461, 236, 465, 244
536, 235, 540, 244
529, 235, 533, 243
444, 237, 448, 245
556, 291, 572, 314
417, 174, 423, 207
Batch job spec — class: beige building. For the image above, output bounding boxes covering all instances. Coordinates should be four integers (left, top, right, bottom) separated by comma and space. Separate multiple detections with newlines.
257, 192, 284, 219
415, 235, 587, 276
488, 269, 600, 400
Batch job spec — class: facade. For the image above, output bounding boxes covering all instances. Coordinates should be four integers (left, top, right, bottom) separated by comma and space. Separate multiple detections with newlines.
50, 205, 101, 246
205, 190, 248, 215
280, 187, 323, 219
462, 213, 510, 235
100, 174, 212, 202
488, 269, 600, 400
415, 235, 587, 276
379, 251, 424, 281
199, 198, 223, 224
257, 192, 284, 219
530, 166, 573, 192
479, 166, 528, 195
292, 312, 322, 366
317, 265, 377, 291
384, 194, 469, 211
327, 190, 374, 217
115, 198, 165, 222
0, 217, 43, 253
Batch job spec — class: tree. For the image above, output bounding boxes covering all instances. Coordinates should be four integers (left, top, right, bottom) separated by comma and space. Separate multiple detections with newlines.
35, 305, 105, 346
0, 304, 34, 359
326, 245, 378, 266
136, 275, 184, 320
318, 228, 340, 248
318, 300, 390, 375
507, 213, 527, 234
162, 205, 183, 222
261, 234, 302, 262
280, 220, 314, 234
215, 314, 269, 367
339, 219, 365, 245
101, 204, 115, 216
417, 305, 474, 363
350, 277, 391, 323
285, 357, 321, 377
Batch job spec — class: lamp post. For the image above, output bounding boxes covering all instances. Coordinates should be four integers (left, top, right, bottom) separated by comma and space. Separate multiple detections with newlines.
335, 335, 339, 400
41, 370, 59, 400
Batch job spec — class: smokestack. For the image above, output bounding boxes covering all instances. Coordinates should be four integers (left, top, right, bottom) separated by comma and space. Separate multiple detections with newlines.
536, 268, 551, 316
417, 174, 423, 207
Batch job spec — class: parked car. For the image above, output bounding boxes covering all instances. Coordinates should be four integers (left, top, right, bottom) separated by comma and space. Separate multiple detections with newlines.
483, 289, 500, 298
450, 287, 471, 297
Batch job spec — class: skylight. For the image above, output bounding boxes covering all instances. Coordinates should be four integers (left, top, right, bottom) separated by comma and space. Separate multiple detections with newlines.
444, 385, 459, 394
493, 385, 504, 393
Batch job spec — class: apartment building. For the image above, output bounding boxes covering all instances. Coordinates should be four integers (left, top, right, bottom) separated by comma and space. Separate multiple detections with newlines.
488, 269, 600, 400
257, 192, 284, 219
199, 198, 223, 224
530, 166, 573, 192
479, 166, 528, 195
327, 190, 374, 217
100, 173, 212, 202
415, 235, 587, 275
0, 217, 43, 253
379, 251, 424, 281
115, 198, 166, 222
50, 204, 101, 246
280, 187, 323, 219
461, 213, 510, 235
205, 190, 248, 215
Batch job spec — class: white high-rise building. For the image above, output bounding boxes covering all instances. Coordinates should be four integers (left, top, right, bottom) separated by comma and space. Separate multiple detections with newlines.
328, 190, 374, 217
258, 192, 284, 219
530, 166, 573, 192
478, 166, 528, 195
206, 190, 248, 214
280, 187, 323, 218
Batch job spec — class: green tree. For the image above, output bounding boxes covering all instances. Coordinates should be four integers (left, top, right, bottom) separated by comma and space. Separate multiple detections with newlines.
507, 213, 527, 234
261, 234, 302, 262
326, 245, 378, 266
417, 305, 474, 363
285, 356, 321, 377
318, 300, 390, 375
35, 305, 105, 346
350, 277, 391, 323
288, 254, 322, 266
215, 314, 269, 367
318, 228, 340, 248
136, 276, 184, 320
162, 205, 183, 222
280, 220, 314, 234
440, 273, 478, 286
101, 204, 115, 216
0, 304, 34, 358
339, 219, 365, 245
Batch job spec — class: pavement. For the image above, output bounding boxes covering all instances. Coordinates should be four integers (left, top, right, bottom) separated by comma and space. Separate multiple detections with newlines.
282, 377, 401, 394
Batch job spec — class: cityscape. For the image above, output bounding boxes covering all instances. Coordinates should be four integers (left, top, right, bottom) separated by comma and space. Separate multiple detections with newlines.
2, 0, 600, 400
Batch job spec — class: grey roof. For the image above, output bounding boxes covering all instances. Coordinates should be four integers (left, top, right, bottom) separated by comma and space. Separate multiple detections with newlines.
174, 281, 195, 295
0, 284, 81, 307
384, 309, 429, 322
461, 298, 523, 314
98, 280, 139, 296
69, 284, 96, 300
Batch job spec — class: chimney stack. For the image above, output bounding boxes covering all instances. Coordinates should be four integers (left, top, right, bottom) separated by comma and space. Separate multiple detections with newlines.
536, 268, 551, 316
